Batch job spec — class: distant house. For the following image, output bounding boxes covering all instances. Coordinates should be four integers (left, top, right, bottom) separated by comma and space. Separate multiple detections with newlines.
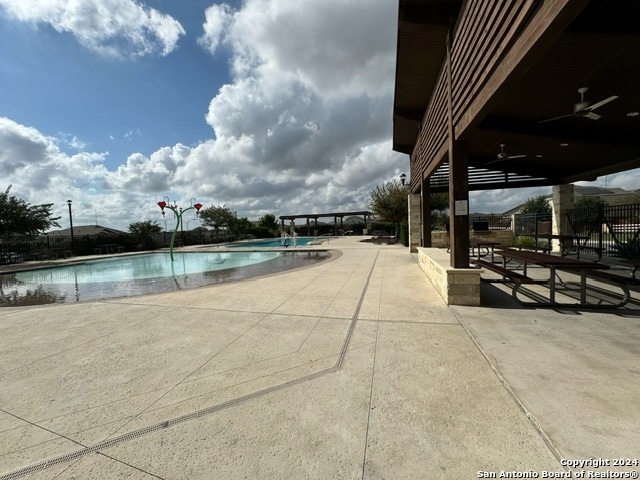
504, 186, 640, 215
574, 186, 640, 206
46, 225, 129, 237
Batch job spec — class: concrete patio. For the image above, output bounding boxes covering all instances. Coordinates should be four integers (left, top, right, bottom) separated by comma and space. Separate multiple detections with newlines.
1, 237, 639, 479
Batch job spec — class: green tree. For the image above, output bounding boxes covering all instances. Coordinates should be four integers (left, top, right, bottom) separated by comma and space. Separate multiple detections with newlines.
232, 217, 253, 238
0, 185, 61, 236
199, 205, 236, 240
574, 195, 606, 212
431, 192, 449, 211
258, 213, 278, 235
520, 195, 552, 215
367, 178, 408, 235
430, 192, 450, 230
128, 220, 162, 249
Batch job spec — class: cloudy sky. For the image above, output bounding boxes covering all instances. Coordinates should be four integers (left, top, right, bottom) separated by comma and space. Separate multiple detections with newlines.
0, 0, 636, 232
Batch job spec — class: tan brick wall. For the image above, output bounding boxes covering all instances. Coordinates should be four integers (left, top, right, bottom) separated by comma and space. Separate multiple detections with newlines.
417, 247, 481, 306
408, 194, 422, 253
430, 229, 513, 248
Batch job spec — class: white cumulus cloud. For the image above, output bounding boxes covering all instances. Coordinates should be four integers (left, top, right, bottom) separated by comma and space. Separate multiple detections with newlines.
0, 0, 185, 57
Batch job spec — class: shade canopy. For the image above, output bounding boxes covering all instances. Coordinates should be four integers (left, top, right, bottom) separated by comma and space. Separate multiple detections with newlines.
393, 0, 640, 193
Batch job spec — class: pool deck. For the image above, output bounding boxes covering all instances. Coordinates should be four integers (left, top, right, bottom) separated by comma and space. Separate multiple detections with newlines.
1, 237, 639, 479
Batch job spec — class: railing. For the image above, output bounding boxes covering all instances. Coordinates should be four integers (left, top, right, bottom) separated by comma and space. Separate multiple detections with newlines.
0, 234, 136, 264
513, 212, 552, 237
567, 203, 640, 259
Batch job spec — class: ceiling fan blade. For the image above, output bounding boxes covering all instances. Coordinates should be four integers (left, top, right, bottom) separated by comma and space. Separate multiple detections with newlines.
487, 154, 525, 165
584, 112, 601, 120
485, 158, 504, 166
588, 95, 618, 111
538, 113, 574, 124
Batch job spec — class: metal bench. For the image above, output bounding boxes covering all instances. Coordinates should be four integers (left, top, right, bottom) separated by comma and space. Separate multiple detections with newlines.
620, 259, 640, 279
473, 258, 550, 305
562, 268, 640, 308
473, 259, 541, 285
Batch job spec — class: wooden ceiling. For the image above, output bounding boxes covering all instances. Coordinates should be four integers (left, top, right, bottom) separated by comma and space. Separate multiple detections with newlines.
393, 0, 640, 191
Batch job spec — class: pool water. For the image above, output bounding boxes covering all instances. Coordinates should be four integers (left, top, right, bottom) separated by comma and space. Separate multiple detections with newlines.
228, 237, 324, 248
0, 251, 331, 307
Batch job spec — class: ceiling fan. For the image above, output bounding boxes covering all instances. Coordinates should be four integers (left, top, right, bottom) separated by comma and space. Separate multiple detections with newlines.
538, 87, 618, 123
486, 144, 526, 165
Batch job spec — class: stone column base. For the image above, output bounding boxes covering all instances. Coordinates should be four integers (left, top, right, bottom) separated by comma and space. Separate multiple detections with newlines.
417, 247, 481, 306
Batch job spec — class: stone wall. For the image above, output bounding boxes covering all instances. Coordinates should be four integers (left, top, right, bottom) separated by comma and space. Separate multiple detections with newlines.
408, 194, 422, 253
417, 247, 481, 305
430, 229, 513, 248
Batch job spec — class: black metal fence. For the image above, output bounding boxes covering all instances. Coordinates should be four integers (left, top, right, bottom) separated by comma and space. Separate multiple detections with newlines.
567, 203, 640, 259
513, 205, 640, 259
513, 212, 553, 237
0, 234, 138, 264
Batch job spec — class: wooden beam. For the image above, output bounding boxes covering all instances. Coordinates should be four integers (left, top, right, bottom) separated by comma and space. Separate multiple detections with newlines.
448, 140, 469, 268
394, 108, 424, 121
455, 0, 590, 138
446, 32, 469, 269
399, 2, 459, 29
478, 119, 640, 149
561, 158, 640, 184
394, 143, 414, 155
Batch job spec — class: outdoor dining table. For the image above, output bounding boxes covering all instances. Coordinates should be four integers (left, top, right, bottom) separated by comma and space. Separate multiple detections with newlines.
534, 233, 598, 259
494, 248, 610, 307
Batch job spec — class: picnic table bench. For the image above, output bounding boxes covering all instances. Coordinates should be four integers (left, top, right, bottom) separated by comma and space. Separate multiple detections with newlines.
474, 248, 635, 308
620, 258, 640, 279
535, 234, 603, 260
472, 259, 548, 299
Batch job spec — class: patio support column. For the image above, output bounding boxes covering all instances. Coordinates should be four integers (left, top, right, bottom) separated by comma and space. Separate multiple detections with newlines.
408, 192, 422, 252
421, 179, 432, 247
445, 29, 469, 268
448, 140, 470, 268
552, 183, 574, 237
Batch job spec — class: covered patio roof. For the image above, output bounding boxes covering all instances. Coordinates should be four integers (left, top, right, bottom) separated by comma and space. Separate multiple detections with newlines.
394, 0, 640, 193
279, 211, 371, 222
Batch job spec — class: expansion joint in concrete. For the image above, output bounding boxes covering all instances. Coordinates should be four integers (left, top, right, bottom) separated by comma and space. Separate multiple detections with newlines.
0, 252, 381, 480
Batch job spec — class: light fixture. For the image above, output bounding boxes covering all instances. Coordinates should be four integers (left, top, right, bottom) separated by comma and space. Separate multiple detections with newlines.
627, 112, 639, 117
67, 200, 74, 253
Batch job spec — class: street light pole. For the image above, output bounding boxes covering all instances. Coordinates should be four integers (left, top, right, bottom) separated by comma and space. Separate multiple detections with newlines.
67, 200, 75, 253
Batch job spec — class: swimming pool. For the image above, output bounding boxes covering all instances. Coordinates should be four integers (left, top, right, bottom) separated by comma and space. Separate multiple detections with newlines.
228, 236, 325, 248
0, 251, 331, 307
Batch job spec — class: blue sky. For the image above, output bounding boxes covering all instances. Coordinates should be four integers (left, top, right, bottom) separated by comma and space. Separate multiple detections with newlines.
0, 0, 637, 232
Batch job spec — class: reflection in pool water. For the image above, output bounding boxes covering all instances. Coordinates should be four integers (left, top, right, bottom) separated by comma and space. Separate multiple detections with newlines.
0, 251, 331, 307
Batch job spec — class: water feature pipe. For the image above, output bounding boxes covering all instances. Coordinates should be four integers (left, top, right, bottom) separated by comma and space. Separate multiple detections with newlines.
157, 197, 203, 261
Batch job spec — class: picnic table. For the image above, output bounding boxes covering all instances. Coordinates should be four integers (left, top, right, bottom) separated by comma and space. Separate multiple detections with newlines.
535, 233, 604, 260
470, 241, 500, 263
474, 248, 638, 308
